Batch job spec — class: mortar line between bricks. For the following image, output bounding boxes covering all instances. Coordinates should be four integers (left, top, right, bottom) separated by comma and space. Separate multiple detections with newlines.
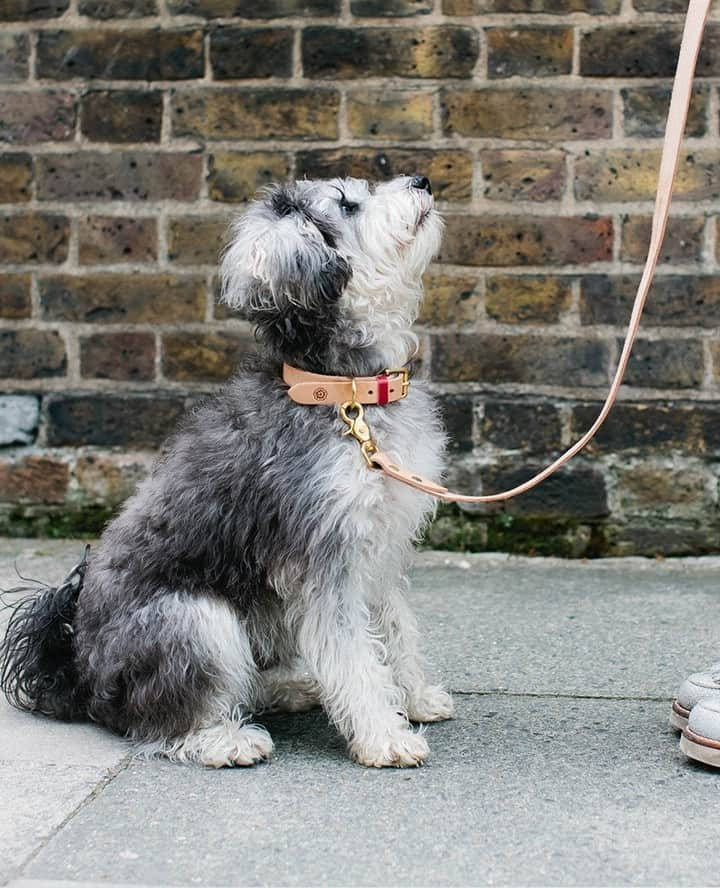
451, 690, 673, 702
5, 752, 134, 888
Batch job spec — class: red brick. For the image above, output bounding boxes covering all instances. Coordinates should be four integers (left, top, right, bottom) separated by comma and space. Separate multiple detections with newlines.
0, 91, 75, 144
0, 457, 69, 505
80, 332, 156, 382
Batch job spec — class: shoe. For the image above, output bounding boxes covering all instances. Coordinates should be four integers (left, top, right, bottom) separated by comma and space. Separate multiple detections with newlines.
680, 696, 720, 768
670, 663, 720, 731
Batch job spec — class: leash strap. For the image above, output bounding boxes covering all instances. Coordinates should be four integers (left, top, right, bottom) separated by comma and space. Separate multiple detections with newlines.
369, 0, 712, 503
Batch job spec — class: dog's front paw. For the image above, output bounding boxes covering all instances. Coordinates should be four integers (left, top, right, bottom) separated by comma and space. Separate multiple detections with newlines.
407, 686, 454, 723
350, 730, 429, 768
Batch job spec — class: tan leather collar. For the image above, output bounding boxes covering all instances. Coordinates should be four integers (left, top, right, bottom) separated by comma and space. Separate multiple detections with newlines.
283, 364, 409, 406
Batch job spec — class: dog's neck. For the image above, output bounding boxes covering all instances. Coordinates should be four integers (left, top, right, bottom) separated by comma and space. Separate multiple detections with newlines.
270, 323, 415, 378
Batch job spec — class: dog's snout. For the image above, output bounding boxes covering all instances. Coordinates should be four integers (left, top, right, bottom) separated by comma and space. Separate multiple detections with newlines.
410, 175, 432, 195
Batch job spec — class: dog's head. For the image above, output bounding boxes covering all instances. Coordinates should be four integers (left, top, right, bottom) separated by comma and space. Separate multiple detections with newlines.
220, 175, 443, 372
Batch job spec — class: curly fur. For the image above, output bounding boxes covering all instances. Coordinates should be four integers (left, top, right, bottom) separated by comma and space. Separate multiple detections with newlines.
0, 175, 454, 769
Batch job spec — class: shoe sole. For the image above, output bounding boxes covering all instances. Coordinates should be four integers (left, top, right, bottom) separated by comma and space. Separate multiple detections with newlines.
670, 699, 690, 731
680, 726, 720, 768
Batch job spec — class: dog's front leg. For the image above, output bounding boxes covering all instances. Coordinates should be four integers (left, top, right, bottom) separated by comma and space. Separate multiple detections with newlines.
376, 581, 454, 724
297, 572, 429, 768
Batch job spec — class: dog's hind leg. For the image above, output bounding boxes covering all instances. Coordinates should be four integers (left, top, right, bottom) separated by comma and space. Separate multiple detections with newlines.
83, 592, 273, 768
259, 660, 320, 713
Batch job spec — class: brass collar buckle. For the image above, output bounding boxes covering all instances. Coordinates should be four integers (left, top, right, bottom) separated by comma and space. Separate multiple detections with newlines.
385, 367, 409, 399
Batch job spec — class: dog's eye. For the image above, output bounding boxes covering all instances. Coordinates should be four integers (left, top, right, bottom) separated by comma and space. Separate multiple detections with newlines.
339, 197, 359, 216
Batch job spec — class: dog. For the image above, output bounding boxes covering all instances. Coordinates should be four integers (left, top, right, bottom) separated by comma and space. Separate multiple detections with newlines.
0, 174, 454, 768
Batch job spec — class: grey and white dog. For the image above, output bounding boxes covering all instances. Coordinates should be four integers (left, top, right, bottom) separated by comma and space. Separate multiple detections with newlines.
1, 174, 454, 768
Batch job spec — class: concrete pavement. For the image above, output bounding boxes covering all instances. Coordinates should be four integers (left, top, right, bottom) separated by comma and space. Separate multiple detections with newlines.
1, 539, 720, 887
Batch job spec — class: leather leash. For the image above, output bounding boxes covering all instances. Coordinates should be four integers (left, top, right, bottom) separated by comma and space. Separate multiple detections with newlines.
287, 0, 713, 504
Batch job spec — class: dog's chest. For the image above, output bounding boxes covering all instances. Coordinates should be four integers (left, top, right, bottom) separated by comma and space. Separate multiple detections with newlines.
322, 387, 446, 540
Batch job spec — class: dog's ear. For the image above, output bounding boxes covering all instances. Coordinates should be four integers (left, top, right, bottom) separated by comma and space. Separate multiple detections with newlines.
220, 185, 351, 316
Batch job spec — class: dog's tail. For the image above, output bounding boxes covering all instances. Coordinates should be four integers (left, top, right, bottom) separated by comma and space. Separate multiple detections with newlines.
0, 546, 90, 721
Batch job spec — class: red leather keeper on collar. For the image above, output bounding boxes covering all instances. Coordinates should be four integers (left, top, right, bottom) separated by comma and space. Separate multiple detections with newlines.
283, 364, 409, 406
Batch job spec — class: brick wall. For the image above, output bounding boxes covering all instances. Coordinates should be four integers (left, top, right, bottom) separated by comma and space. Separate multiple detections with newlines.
1, 0, 719, 555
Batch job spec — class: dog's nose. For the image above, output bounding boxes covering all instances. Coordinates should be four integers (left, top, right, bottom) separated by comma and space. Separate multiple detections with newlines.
410, 175, 432, 195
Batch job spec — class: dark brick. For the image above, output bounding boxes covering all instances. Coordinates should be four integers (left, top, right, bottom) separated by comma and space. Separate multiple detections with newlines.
443, 0, 619, 12
0, 274, 31, 319
0, 456, 69, 505
620, 217, 704, 265
482, 150, 566, 202
437, 394, 475, 452
46, 393, 190, 447
351, 0, 432, 13
80, 332, 156, 381
347, 91, 434, 141
442, 88, 612, 140
297, 149, 472, 202
431, 333, 609, 386
614, 462, 711, 518
569, 401, 719, 455
163, 331, 255, 381
0, 154, 32, 203
79, 0, 157, 15
623, 339, 704, 389
438, 215, 613, 267
208, 152, 293, 203
486, 276, 572, 324
37, 29, 204, 81
0, 91, 75, 144
487, 27, 573, 78
580, 26, 720, 78
302, 27, 479, 79
633, 0, 685, 10
0, 330, 66, 379
574, 150, 720, 203
81, 91, 162, 143
482, 399, 562, 453
0, 34, 29, 81
168, 0, 338, 14
40, 274, 205, 323
0, 0, 69, 19
622, 86, 708, 139
78, 216, 158, 265
37, 152, 202, 202
610, 523, 719, 558
167, 216, 229, 265
482, 463, 608, 518
171, 89, 339, 141
579, 275, 720, 328
211, 28, 293, 80
417, 273, 479, 326
0, 213, 69, 263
